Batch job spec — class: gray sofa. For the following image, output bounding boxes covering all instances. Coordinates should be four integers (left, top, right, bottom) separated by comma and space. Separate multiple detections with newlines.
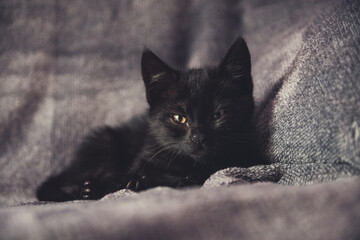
0, 0, 359, 239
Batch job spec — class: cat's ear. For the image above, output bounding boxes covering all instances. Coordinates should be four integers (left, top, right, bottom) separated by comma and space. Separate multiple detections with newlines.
218, 37, 252, 94
220, 37, 251, 74
141, 50, 178, 105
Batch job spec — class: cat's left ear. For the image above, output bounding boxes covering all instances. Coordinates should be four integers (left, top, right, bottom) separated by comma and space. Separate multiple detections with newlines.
219, 37, 252, 94
141, 50, 178, 105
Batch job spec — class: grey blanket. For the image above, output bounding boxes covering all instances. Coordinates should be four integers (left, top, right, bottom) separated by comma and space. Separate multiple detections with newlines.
0, 0, 359, 239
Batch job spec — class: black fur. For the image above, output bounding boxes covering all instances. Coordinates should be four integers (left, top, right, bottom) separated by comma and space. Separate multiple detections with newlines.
37, 38, 263, 202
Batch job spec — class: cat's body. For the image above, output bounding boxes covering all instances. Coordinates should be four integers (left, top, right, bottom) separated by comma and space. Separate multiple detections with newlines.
37, 38, 264, 202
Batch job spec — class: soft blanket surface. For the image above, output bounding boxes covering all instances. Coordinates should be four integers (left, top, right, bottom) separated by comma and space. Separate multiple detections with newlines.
2, 178, 360, 240
0, 0, 359, 239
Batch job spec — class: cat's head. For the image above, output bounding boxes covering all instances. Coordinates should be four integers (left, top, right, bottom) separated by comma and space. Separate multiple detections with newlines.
141, 38, 253, 164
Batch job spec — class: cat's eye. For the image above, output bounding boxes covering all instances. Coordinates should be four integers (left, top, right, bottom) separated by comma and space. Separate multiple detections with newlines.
171, 114, 187, 124
212, 110, 224, 121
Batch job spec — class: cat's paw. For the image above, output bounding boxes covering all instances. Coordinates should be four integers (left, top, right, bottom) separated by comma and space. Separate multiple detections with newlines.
37, 176, 82, 202
126, 175, 148, 191
79, 179, 112, 200
80, 180, 95, 199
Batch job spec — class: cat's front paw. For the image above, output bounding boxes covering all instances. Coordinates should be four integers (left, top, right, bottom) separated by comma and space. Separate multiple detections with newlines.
81, 180, 95, 199
126, 175, 148, 191
37, 176, 84, 202
79, 179, 114, 200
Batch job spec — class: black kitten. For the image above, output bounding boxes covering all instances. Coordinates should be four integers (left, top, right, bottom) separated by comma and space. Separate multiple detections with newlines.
37, 38, 262, 202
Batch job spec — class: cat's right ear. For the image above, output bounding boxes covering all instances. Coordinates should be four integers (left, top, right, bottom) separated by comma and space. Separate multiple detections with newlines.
141, 50, 177, 105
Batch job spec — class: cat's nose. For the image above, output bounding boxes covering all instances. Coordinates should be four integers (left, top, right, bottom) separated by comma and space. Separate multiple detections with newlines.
191, 134, 205, 146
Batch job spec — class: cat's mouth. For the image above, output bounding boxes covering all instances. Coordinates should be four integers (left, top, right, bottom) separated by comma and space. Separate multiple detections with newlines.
188, 145, 209, 160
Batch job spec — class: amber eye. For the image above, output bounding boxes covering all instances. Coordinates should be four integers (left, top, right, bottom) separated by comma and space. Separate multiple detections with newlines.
172, 114, 187, 124
212, 111, 223, 121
